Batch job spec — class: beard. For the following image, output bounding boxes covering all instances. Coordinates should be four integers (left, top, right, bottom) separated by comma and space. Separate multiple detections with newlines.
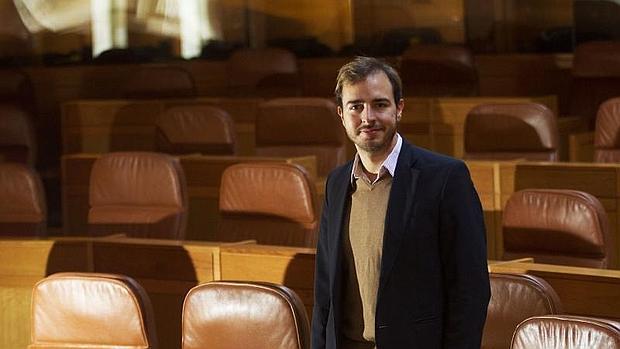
347, 114, 398, 154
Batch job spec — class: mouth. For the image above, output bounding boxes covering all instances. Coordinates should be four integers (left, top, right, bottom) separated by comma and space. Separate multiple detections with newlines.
358, 127, 383, 136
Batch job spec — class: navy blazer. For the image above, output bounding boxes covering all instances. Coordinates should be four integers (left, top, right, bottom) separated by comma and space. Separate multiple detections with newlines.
311, 139, 490, 349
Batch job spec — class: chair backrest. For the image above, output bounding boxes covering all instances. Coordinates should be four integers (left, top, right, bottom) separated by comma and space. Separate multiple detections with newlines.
503, 189, 612, 268
182, 281, 310, 349
464, 103, 559, 161
570, 41, 620, 126
0, 163, 46, 236
30, 272, 158, 349
0, 104, 36, 166
156, 105, 237, 155
227, 48, 298, 96
511, 315, 620, 349
88, 152, 188, 239
400, 44, 478, 96
123, 66, 196, 99
594, 97, 620, 162
256, 98, 346, 177
218, 162, 319, 247
483, 273, 562, 349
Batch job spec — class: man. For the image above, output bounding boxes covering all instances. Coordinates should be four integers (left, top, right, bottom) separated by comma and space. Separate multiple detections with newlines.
311, 56, 490, 349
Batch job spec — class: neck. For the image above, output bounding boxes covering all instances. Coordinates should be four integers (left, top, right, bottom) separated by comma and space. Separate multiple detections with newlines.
356, 134, 397, 174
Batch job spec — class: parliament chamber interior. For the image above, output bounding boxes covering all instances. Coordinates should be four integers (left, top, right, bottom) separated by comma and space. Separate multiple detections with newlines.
2, 0, 620, 347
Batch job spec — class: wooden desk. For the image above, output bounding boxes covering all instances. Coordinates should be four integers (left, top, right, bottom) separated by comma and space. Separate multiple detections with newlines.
62, 153, 317, 241
490, 260, 620, 320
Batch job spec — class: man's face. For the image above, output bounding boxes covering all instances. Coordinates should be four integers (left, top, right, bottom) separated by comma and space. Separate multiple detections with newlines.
338, 71, 404, 154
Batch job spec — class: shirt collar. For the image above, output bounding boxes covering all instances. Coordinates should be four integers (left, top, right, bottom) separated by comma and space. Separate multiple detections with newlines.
350, 133, 402, 185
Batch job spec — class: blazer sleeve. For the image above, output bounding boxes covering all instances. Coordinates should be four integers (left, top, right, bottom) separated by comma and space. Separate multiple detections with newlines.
438, 161, 491, 349
311, 174, 332, 349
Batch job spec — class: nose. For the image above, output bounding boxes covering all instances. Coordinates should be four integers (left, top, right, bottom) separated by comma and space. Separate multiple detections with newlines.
360, 104, 376, 124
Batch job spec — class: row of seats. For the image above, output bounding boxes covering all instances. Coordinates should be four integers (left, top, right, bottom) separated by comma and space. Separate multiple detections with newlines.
0, 156, 613, 269
29, 273, 309, 349
1, 98, 346, 177
0, 152, 320, 245
28, 272, 620, 348
464, 97, 620, 162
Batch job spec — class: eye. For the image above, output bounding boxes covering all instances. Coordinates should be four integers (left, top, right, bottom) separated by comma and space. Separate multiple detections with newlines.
375, 102, 389, 109
349, 104, 363, 112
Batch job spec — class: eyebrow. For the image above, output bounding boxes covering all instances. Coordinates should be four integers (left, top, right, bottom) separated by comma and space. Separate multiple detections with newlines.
345, 97, 391, 106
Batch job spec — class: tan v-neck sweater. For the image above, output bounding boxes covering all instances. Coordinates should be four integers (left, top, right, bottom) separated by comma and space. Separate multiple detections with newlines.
341, 176, 393, 349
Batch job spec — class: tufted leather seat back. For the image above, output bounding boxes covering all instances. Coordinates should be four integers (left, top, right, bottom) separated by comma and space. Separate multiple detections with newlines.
594, 97, 620, 162
0, 104, 36, 166
503, 189, 611, 268
156, 105, 237, 155
256, 98, 346, 177
464, 103, 559, 161
0, 163, 46, 236
483, 273, 562, 349
218, 162, 319, 247
88, 152, 188, 239
511, 315, 620, 349
30, 272, 158, 349
182, 281, 310, 349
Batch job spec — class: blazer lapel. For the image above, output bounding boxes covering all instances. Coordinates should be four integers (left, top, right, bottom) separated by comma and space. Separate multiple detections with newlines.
379, 143, 420, 291
328, 162, 353, 289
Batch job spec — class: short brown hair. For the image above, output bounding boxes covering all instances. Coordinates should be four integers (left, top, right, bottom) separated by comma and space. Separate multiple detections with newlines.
334, 56, 402, 107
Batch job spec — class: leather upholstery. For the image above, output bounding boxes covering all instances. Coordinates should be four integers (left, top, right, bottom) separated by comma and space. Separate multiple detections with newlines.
483, 273, 562, 349
0, 104, 36, 166
30, 272, 158, 349
0, 163, 46, 236
227, 48, 298, 96
594, 97, 620, 162
511, 315, 620, 349
124, 66, 196, 99
156, 105, 237, 155
400, 44, 478, 96
570, 41, 620, 126
218, 162, 319, 247
88, 152, 188, 239
464, 103, 559, 161
182, 281, 310, 349
503, 189, 612, 268
256, 98, 346, 177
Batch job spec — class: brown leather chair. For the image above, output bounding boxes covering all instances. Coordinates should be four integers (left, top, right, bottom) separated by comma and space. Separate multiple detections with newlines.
503, 189, 612, 268
511, 315, 620, 349
464, 103, 559, 161
0, 104, 36, 166
570, 41, 620, 127
182, 281, 310, 349
30, 272, 158, 349
256, 98, 346, 177
123, 66, 196, 99
594, 97, 620, 162
0, 163, 46, 236
218, 162, 319, 247
156, 105, 237, 155
483, 273, 562, 349
400, 44, 478, 96
88, 152, 188, 239
227, 48, 300, 97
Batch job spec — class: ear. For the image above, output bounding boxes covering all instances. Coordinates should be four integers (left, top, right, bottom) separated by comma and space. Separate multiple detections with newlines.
337, 106, 345, 124
396, 99, 404, 122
